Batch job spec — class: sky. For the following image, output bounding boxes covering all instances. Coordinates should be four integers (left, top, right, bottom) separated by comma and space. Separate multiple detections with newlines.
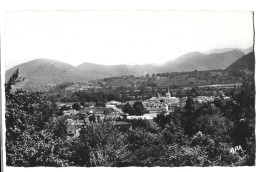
3, 11, 254, 70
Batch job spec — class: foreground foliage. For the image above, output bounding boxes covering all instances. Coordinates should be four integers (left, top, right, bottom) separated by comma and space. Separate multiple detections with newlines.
6, 69, 255, 166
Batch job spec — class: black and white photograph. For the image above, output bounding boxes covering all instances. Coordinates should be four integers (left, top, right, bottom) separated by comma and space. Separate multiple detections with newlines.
1, 7, 256, 168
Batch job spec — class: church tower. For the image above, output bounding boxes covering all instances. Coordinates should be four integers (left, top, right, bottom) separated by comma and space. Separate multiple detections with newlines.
166, 87, 171, 98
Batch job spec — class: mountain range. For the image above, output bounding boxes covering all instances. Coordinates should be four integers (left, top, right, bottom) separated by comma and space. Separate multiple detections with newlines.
226, 52, 255, 72
5, 47, 253, 90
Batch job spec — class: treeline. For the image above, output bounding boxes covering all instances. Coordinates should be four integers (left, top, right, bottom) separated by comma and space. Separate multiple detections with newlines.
46, 85, 233, 103
6, 69, 255, 166
48, 90, 124, 102
47, 84, 156, 103
155, 70, 250, 85
44, 68, 255, 103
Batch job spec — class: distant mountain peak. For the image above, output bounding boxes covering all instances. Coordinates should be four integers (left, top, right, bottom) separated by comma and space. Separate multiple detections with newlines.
204, 46, 253, 55
226, 52, 255, 72
6, 48, 247, 90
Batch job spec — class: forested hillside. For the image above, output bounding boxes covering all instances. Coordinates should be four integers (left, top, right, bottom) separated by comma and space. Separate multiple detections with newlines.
226, 52, 255, 72
6, 49, 246, 90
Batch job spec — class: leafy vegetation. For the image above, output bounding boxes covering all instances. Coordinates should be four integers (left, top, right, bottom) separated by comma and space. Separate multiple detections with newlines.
6, 69, 255, 166
5, 69, 72, 166
45, 67, 254, 103
123, 102, 149, 116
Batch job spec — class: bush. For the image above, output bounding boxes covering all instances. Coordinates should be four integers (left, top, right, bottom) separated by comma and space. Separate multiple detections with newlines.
125, 128, 165, 166
72, 103, 81, 110
6, 69, 72, 166
157, 144, 208, 166
125, 118, 160, 133
70, 122, 130, 166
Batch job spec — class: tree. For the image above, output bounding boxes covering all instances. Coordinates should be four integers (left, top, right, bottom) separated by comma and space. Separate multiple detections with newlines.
154, 108, 182, 131
95, 102, 106, 107
133, 101, 146, 116
153, 111, 168, 129
72, 102, 81, 110
188, 87, 199, 97
51, 102, 59, 115
123, 103, 136, 115
184, 96, 195, 110
214, 97, 223, 108
126, 118, 160, 133
222, 83, 255, 165
85, 103, 91, 107
71, 122, 129, 166
5, 69, 72, 166
181, 96, 196, 136
80, 101, 85, 107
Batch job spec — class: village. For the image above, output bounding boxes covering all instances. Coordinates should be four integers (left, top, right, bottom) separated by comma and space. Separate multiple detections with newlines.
59, 85, 236, 138
4, 10, 255, 167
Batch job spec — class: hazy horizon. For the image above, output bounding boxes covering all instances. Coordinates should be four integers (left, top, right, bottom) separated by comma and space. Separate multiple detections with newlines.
5, 46, 253, 71
3, 11, 254, 70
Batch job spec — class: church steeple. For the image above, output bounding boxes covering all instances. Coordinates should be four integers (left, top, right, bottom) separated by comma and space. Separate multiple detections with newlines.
166, 87, 171, 98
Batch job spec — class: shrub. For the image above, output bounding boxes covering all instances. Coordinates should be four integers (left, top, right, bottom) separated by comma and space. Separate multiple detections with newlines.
157, 144, 208, 166
125, 118, 160, 133
125, 128, 165, 166
70, 122, 130, 166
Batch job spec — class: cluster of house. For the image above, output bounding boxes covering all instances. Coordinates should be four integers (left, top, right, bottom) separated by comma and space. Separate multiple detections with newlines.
194, 96, 215, 103
63, 101, 134, 138
198, 83, 242, 90
62, 88, 231, 138
142, 88, 187, 114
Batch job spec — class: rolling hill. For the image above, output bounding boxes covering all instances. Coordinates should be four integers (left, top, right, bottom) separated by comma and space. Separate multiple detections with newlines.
5, 48, 248, 90
77, 50, 245, 75
226, 52, 255, 72
204, 47, 253, 55
5, 59, 86, 90
169, 50, 245, 71
77, 62, 160, 78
